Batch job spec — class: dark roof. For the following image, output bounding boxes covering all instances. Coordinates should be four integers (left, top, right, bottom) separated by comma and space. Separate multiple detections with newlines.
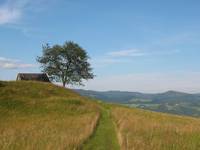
17, 73, 50, 82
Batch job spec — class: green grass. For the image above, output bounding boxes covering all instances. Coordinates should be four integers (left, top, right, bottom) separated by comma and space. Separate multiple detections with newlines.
1, 81, 200, 150
83, 104, 120, 150
0, 81, 100, 150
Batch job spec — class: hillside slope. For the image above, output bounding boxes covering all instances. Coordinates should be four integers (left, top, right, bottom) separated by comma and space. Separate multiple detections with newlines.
0, 81, 100, 150
111, 106, 200, 150
1, 81, 200, 150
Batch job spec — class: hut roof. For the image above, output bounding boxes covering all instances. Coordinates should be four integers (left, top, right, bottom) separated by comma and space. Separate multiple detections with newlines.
16, 73, 50, 82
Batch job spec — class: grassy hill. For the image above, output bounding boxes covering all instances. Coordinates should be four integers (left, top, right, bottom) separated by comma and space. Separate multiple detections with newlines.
0, 81, 100, 149
1, 81, 200, 150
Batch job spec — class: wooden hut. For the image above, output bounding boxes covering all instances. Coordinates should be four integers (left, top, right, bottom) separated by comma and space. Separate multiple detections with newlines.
16, 73, 50, 82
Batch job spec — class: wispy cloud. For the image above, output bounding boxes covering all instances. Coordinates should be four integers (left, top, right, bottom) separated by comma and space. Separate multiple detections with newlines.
0, 6, 21, 24
0, 0, 55, 25
0, 0, 29, 25
92, 49, 146, 67
0, 57, 36, 69
107, 49, 146, 57
0, 0, 57, 38
92, 49, 181, 68
106, 49, 180, 58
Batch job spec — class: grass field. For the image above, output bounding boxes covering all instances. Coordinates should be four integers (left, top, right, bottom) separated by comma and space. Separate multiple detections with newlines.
1, 81, 200, 150
111, 106, 200, 150
0, 81, 100, 150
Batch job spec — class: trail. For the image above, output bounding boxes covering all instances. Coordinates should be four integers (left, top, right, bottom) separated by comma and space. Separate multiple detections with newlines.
82, 105, 120, 150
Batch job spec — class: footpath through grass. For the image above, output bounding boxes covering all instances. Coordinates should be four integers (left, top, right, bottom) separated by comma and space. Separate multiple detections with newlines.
83, 104, 120, 150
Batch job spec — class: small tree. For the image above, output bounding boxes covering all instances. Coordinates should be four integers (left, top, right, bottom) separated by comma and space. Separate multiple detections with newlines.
37, 41, 94, 87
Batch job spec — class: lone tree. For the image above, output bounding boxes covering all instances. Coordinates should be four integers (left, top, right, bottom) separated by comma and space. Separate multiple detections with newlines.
37, 41, 94, 87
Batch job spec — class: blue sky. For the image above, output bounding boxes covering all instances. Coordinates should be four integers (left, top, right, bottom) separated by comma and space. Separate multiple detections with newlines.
1, 0, 200, 93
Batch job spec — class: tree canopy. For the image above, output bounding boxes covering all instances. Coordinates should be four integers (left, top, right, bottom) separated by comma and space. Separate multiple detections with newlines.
37, 41, 94, 87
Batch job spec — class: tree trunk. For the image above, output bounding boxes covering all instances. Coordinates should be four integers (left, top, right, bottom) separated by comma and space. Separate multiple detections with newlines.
63, 82, 66, 87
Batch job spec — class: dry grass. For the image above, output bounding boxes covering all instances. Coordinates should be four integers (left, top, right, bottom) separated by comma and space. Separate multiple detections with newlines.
0, 114, 99, 150
111, 106, 200, 150
3, 81, 200, 150
0, 81, 100, 150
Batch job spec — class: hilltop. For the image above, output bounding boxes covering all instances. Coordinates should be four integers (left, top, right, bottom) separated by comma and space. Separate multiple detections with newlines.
0, 81, 100, 149
0, 81, 119, 150
0, 81, 200, 150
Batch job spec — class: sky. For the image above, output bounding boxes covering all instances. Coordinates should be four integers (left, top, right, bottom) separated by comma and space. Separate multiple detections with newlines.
1, 0, 200, 93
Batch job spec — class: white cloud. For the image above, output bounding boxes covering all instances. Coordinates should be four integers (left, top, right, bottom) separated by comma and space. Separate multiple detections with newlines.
0, 0, 28, 24
0, 0, 53, 25
0, 6, 21, 24
107, 49, 146, 57
91, 49, 146, 67
72, 72, 200, 93
91, 49, 181, 68
0, 57, 36, 69
106, 49, 181, 58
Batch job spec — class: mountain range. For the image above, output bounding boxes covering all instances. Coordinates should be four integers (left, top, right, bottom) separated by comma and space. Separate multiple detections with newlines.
75, 89, 200, 117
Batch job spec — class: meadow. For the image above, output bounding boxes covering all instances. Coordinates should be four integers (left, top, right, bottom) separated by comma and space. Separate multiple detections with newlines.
0, 81, 100, 150
1, 81, 200, 150
111, 106, 200, 150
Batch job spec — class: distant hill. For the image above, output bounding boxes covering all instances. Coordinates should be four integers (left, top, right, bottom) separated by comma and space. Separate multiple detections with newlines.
75, 89, 200, 117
